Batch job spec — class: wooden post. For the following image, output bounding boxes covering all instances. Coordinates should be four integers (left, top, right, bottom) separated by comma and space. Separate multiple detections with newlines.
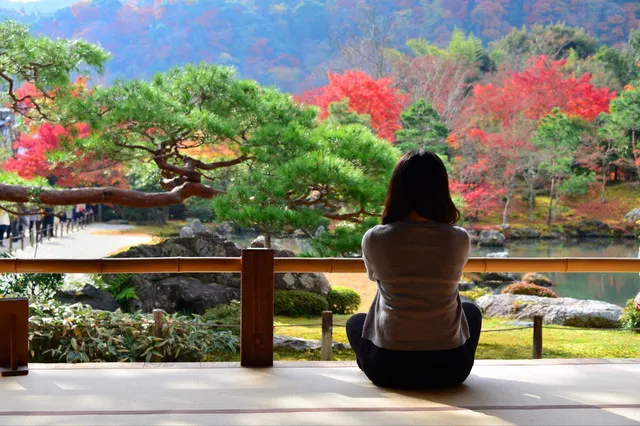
240, 249, 275, 367
153, 309, 164, 338
0, 298, 29, 376
533, 315, 543, 359
321, 311, 333, 361
29, 230, 34, 247
20, 234, 24, 251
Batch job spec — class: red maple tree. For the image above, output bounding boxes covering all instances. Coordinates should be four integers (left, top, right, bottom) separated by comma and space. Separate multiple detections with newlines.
471, 56, 615, 126
297, 71, 409, 142
3, 122, 128, 188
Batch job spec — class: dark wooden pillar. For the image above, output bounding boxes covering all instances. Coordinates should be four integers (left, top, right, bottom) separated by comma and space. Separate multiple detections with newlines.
240, 249, 275, 367
0, 298, 29, 377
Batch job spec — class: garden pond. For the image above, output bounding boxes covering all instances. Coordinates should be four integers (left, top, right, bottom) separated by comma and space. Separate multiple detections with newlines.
230, 233, 639, 307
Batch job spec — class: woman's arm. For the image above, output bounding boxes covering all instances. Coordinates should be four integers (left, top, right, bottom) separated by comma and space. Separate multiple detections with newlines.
361, 229, 376, 282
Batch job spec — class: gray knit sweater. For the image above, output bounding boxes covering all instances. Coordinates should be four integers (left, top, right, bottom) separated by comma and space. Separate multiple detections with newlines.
361, 221, 471, 351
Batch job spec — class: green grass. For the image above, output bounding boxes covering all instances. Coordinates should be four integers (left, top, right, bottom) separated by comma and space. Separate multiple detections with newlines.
206, 316, 640, 362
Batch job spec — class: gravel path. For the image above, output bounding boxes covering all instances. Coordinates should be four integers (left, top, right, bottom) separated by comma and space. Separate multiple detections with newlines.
1, 223, 153, 259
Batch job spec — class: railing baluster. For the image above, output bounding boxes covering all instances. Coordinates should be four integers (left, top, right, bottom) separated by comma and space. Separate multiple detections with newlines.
533, 316, 543, 359
241, 249, 275, 367
321, 311, 333, 361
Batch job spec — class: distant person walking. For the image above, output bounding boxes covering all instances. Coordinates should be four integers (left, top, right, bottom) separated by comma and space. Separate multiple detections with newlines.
0, 211, 10, 247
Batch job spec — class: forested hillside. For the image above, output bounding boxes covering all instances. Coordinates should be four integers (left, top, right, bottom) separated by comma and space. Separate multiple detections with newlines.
1, 0, 638, 91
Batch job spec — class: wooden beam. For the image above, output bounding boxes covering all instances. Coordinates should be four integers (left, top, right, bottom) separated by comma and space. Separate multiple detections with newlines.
0, 298, 29, 377
240, 249, 274, 367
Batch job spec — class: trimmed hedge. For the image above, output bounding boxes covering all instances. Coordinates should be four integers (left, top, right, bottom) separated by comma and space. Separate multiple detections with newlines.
460, 286, 493, 301
327, 287, 361, 314
522, 272, 553, 287
501, 282, 557, 298
274, 290, 328, 317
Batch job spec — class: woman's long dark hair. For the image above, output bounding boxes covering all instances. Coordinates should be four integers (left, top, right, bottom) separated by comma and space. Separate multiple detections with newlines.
382, 150, 460, 225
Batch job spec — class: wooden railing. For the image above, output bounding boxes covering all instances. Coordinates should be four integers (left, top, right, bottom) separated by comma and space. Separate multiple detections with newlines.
0, 252, 639, 372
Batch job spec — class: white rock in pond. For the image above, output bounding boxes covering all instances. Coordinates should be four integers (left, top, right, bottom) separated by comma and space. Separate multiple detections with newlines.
486, 251, 509, 258
624, 208, 640, 222
479, 230, 506, 247
476, 294, 623, 328
179, 226, 195, 238
315, 226, 327, 238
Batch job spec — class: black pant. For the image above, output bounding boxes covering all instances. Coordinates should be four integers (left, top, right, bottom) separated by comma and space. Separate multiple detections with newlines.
346, 302, 482, 389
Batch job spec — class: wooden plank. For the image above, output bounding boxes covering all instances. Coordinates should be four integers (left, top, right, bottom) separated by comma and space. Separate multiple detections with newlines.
0, 298, 29, 377
241, 249, 274, 367
533, 316, 543, 359
321, 311, 333, 361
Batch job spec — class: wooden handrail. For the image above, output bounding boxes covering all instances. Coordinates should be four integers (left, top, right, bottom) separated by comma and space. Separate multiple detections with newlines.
0, 257, 639, 274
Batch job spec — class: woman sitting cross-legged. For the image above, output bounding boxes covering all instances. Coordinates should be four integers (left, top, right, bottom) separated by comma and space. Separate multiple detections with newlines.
346, 149, 482, 390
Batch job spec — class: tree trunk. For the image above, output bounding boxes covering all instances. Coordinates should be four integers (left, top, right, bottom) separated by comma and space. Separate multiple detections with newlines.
601, 166, 607, 204
528, 183, 535, 222
502, 193, 511, 228
633, 130, 640, 182
547, 176, 555, 226
264, 233, 272, 249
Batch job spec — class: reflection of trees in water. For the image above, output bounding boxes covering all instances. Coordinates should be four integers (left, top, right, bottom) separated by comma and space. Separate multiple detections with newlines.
472, 239, 640, 305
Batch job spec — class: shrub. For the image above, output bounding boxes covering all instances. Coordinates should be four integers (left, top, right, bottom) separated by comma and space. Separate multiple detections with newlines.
203, 300, 241, 334
0, 270, 64, 301
501, 282, 557, 298
522, 272, 553, 287
274, 290, 328, 317
326, 287, 361, 314
94, 274, 137, 311
28, 301, 239, 363
621, 298, 640, 332
460, 286, 493, 301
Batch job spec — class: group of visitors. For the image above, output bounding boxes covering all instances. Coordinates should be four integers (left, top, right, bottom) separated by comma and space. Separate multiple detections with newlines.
0, 204, 94, 247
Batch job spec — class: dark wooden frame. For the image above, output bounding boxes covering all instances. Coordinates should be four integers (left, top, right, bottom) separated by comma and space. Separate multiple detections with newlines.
0, 298, 29, 377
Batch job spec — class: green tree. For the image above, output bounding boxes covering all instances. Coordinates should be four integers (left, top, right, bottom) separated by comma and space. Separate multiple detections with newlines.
213, 124, 399, 252
448, 28, 485, 64
0, 20, 109, 120
491, 23, 600, 67
406, 38, 448, 57
533, 110, 593, 225
606, 81, 640, 181
326, 100, 372, 128
395, 100, 449, 156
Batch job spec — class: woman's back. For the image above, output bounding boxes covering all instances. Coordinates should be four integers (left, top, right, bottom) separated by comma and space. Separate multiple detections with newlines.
361, 221, 470, 351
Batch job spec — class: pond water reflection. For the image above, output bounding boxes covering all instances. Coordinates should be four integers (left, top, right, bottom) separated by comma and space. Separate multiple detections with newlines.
230, 232, 639, 306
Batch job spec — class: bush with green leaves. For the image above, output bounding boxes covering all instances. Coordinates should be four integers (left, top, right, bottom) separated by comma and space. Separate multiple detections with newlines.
460, 286, 493, 301
501, 282, 558, 298
93, 274, 137, 310
0, 267, 64, 301
621, 298, 640, 332
327, 287, 361, 314
203, 300, 241, 334
28, 301, 239, 363
274, 290, 328, 317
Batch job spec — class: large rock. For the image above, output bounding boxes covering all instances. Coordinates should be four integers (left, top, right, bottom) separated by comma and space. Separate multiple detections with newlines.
476, 294, 623, 328
56, 284, 120, 311
179, 226, 195, 238
486, 251, 509, 258
479, 230, 506, 247
563, 220, 611, 238
507, 228, 541, 240
625, 208, 640, 222
189, 218, 207, 234
273, 335, 351, 351
250, 236, 331, 295
110, 232, 331, 313
133, 276, 240, 314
